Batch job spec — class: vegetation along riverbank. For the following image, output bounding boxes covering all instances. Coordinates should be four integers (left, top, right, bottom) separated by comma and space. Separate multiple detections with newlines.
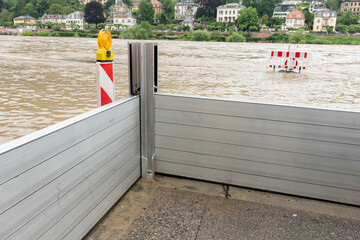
0, 0, 360, 45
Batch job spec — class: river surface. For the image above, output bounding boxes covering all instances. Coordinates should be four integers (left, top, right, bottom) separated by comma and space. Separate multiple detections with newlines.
0, 35, 360, 144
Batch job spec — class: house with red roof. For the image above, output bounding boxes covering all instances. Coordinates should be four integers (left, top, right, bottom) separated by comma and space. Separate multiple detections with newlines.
285, 9, 305, 29
151, 0, 165, 17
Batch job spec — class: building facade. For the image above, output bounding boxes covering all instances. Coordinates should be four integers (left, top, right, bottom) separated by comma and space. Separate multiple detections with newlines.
341, 0, 360, 15
285, 9, 305, 28
216, 3, 244, 23
109, 0, 139, 27
273, 4, 296, 18
40, 14, 66, 24
81, 0, 107, 5
151, 0, 165, 17
308, 1, 327, 13
13, 15, 36, 25
66, 11, 86, 29
174, 0, 198, 20
313, 9, 337, 32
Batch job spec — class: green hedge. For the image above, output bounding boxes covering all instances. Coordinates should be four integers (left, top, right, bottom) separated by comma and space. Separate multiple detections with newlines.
245, 37, 262, 42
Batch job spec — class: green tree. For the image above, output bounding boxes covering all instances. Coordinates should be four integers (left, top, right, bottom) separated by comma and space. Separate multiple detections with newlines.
48, 3, 64, 14
36, 0, 49, 16
207, 21, 226, 31
289, 29, 306, 43
326, 0, 340, 10
121, 21, 154, 39
161, 0, 175, 19
190, 29, 211, 41
324, 25, 334, 33
12, 0, 26, 16
242, 0, 276, 17
196, 0, 219, 18
104, 0, 115, 16
336, 24, 348, 33
24, 3, 38, 18
0, 0, 5, 11
139, 0, 154, 23
235, 7, 259, 31
339, 11, 359, 25
123, 0, 132, 7
84, 1, 106, 27
348, 24, 360, 33
260, 14, 269, 26
225, 32, 245, 42
0, 8, 13, 24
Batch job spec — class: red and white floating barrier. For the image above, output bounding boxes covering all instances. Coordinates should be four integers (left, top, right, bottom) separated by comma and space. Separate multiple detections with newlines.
268, 49, 311, 73
97, 62, 114, 106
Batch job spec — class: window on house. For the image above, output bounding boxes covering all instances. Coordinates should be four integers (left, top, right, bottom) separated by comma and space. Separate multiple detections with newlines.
316, 26, 319, 29
317, 19, 320, 23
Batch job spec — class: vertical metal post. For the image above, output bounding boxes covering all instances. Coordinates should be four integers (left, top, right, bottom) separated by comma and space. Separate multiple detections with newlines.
128, 42, 157, 179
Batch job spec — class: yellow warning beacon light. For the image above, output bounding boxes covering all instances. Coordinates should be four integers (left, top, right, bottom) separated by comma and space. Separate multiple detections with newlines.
96, 29, 113, 62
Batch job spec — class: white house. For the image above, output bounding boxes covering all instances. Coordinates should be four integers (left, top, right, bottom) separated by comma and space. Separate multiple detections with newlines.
174, 0, 198, 20
273, 3, 296, 18
40, 14, 66, 24
66, 11, 86, 29
216, 3, 245, 23
286, 9, 305, 29
108, 0, 139, 27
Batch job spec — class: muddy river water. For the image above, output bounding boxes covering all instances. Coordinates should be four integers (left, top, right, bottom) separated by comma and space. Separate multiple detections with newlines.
0, 35, 359, 144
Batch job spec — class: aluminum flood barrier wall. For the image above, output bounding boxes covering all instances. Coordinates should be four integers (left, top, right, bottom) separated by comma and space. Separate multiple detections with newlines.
154, 93, 360, 206
0, 96, 140, 240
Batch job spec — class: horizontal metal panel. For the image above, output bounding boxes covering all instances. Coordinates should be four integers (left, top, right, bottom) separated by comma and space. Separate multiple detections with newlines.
156, 160, 360, 206
156, 148, 360, 191
155, 94, 360, 129
62, 165, 140, 240
1, 128, 140, 239
39, 157, 140, 240
155, 109, 360, 145
154, 94, 360, 206
155, 122, 360, 161
0, 113, 139, 217
8, 145, 140, 239
0, 96, 140, 185
155, 136, 360, 176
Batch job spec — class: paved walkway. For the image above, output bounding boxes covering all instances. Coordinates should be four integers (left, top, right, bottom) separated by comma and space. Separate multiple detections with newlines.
85, 175, 360, 240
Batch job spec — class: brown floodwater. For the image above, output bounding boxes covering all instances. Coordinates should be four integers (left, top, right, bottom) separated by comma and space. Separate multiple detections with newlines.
0, 35, 360, 144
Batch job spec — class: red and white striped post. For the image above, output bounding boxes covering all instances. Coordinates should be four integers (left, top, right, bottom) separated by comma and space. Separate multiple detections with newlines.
96, 29, 114, 107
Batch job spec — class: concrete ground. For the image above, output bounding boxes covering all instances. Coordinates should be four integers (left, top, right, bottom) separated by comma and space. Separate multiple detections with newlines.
85, 175, 360, 240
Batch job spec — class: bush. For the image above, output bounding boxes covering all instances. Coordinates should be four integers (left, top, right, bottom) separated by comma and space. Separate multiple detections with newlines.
20, 31, 34, 36
211, 30, 223, 41
225, 32, 245, 42
121, 23, 154, 39
313, 38, 332, 44
37, 31, 51, 37
190, 30, 211, 41
156, 32, 163, 37
266, 33, 288, 43
245, 37, 262, 42
288, 30, 306, 43
248, 26, 259, 32
336, 24, 348, 34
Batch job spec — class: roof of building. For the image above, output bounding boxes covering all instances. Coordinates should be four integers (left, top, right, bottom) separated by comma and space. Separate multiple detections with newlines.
14, 15, 36, 20
286, 9, 305, 19
175, 0, 198, 6
67, 11, 84, 17
151, 0, 164, 8
341, 0, 360, 2
41, 14, 66, 19
217, 3, 244, 9
315, 9, 337, 17
274, 4, 296, 12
